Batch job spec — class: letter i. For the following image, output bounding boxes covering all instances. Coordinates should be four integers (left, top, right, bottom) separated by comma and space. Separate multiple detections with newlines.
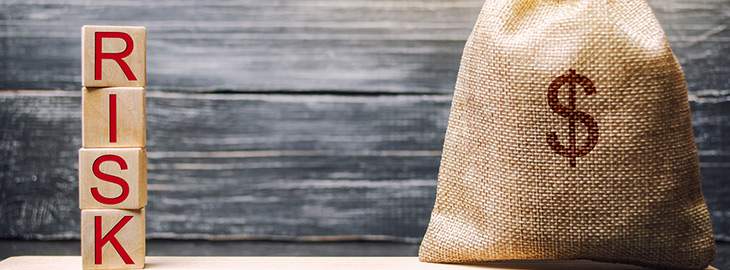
109, 93, 117, 143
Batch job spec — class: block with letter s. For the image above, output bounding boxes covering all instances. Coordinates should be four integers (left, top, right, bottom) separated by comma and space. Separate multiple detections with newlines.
79, 148, 147, 210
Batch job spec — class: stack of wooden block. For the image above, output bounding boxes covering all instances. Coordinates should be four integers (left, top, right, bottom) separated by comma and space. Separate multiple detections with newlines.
79, 25, 147, 270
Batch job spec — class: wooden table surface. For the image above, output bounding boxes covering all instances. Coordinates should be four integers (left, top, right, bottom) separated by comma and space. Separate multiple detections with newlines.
0, 256, 693, 270
2, 240, 726, 269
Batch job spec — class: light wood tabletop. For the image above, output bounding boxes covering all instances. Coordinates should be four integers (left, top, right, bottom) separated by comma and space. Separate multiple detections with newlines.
2, 256, 716, 270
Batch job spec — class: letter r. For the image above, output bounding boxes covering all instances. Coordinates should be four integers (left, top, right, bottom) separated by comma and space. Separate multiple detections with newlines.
95, 32, 137, 81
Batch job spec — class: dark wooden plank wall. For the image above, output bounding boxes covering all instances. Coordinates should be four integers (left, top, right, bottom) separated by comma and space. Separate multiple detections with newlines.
2, 0, 477, 93
0, 0, 728, 242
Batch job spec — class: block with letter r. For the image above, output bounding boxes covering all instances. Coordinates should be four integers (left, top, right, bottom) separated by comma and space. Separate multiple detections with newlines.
82, 25, 146, 87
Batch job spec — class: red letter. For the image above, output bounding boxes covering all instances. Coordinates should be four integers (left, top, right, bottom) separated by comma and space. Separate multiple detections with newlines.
109, 93, 117, 143
95, 32, 137, 81
91, 155, 129, 205
95, 215, 135, 264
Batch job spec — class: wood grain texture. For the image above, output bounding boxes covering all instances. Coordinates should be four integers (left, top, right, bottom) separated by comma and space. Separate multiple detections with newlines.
0, 256, 669, 270
0, 0, 726, 94
0, 90, 728, 242
0, 91, 449, 241
1, 240, 728, 269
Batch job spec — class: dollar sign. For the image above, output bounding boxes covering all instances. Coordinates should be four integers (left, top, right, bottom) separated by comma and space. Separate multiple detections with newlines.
546, 69, 599, 167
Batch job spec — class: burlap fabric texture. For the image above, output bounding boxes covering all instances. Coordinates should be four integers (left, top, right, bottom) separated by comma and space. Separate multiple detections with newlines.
418, 0, 715, 269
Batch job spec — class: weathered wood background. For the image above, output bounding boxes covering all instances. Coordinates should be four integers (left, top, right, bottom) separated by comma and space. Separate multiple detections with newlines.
0, 0, 728, 243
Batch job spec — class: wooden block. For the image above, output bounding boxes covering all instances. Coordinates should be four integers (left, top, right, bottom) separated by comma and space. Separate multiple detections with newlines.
81, 209, 145, 269
79, 148, 147, 209
82, 87, 146, 148
82, 25, 146, 87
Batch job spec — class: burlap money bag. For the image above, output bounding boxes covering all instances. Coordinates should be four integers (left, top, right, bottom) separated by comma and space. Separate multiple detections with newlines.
418, 0, 715, 269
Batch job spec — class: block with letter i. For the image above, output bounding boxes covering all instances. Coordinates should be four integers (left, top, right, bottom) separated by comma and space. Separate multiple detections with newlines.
80, 25, 147, 270
82, 87, 145, 148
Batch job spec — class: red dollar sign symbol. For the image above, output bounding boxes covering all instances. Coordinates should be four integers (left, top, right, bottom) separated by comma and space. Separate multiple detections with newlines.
546, 69, 599, 167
